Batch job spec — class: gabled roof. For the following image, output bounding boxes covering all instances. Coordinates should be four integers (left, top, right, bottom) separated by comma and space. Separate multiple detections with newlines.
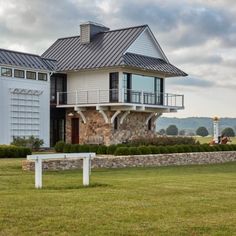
123, 53, 187, 77
42, 25, 187, 77
42, 25, 147, 72
0, 48, 56, 71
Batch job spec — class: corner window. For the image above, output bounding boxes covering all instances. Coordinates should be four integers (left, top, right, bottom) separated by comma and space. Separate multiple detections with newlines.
26, 71, 36, 80
1, 67, 12, 77
38, 72, 47, 81
14, 69, 25, 78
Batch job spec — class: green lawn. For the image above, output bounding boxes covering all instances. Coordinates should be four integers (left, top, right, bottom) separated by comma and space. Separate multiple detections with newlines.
0, 159, 236, 236
195, 136, 236, 144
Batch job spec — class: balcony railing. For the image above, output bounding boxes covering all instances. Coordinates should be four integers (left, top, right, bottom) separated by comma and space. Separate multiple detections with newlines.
57, 89, 184, 108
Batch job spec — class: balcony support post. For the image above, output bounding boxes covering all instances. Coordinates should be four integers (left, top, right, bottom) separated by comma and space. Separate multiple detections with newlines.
153, 113, 162, 124
111, 110, 121, 124
145, 113, 156, 125
99, 110, 109, 124
120, 111, 130, 124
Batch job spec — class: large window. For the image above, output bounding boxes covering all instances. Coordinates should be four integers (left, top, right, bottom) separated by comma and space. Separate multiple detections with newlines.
123, 73, 163, 105
14, 69, 25, 78
1, 67, 12, 77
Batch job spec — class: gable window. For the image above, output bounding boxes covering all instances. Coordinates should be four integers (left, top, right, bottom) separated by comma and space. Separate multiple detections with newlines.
26, 71, 36, 80
1, 67, 12, 77
14, 69, 25, 78
38, 72, 47, 81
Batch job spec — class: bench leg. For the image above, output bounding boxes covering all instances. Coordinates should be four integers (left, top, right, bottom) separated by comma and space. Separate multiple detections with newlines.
83, 157, 90, 186
35, 159, 42, 188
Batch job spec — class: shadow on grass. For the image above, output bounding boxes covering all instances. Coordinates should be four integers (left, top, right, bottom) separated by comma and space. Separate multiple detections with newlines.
41, 182, 111, 190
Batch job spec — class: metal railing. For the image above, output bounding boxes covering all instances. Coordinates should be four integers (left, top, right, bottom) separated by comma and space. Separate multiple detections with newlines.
57, 89, 184, 108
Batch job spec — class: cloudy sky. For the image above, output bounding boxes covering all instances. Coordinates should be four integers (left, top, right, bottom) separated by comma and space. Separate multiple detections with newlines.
0, 0, 236, 118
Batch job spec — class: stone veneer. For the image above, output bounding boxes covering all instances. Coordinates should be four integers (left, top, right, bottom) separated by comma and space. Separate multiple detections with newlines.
22, 151, 236, 171
66, 109, 156, 145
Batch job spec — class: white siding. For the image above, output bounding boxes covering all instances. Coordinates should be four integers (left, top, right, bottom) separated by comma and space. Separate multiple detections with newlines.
126, 29, 165, 59
0, 75, 50, 147
67, 70, 110, 104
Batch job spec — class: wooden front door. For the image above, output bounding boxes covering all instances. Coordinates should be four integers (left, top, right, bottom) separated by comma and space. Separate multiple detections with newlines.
71, 118, 79, 144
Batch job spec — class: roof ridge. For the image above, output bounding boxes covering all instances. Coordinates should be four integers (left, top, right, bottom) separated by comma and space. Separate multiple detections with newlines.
102, 24, 147, 34
0, 48, 41, 58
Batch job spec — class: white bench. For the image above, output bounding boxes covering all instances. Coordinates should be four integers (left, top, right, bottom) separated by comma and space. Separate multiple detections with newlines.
27, 153, 96, 189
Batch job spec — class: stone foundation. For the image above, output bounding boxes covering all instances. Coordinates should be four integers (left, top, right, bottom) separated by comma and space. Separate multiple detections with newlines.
66, 109, 156, 145
22, 151, 236, 171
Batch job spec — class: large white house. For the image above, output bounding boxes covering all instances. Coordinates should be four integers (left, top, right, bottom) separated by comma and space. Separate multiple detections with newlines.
43, 22, 187, 146
0, 22, 187, 147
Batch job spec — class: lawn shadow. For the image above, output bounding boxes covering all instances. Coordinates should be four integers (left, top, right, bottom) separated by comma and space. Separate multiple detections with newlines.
41, 182, 111, 190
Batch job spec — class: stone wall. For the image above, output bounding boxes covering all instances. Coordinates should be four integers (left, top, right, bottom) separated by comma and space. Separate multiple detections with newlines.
22, 151, 236, 171
66, 109, 156, 145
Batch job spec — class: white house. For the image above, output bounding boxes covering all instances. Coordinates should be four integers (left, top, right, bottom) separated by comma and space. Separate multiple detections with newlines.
0, 22, 187, 147
43, 22, 187, 146
0, 49, 55, 146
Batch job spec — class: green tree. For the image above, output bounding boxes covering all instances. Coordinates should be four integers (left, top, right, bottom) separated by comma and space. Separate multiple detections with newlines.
179, 129, 186, 136
166, 125, 178, 136
158, 129, 166, 135
196, 127, 209, 137
222, 127, 235, 137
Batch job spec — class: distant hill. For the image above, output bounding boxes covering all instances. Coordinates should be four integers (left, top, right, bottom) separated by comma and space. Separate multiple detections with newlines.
156, 117, 236, 135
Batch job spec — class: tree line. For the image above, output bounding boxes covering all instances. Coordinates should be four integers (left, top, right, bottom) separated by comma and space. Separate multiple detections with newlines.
158, 125, 235, 137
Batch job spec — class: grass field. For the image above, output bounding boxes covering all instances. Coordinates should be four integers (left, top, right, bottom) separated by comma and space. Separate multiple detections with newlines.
195, 136, 236, 144
0, 159, 236, 236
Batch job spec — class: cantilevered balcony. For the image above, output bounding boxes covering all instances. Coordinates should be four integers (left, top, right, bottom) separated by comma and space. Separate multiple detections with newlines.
56, 89, 184, 110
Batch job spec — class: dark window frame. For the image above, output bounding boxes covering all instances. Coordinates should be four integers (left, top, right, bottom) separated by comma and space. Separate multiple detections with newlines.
26, 71, 36, 80
38, 72, 48, 81
1, 67, 12, 77
14, 69, 25, 79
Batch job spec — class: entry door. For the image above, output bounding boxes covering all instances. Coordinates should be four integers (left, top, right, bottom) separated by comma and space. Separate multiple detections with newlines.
109, 72, 119, 102
71, 118, 79, 144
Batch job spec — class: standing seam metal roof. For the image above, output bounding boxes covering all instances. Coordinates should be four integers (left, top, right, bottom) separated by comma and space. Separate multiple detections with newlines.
42, 25, 147, 71
42, 25, 187, 77
0, 48, 56, 71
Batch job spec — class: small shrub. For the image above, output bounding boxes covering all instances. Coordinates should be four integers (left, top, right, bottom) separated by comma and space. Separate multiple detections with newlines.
181, 145, 192, 153
129, 147, 141, 155
70, 144, 80, 153
89, 145, 99, 153
0, 145, 31, 158
129, 136, 199, 146
54, 141, 65, 153
97, 145, 107, 155
11, 136, 44, 151
148, 145, 160, 154
63, 144, 72, 153
159, 146, 169, 154
78, 144, 90, 152
107, 145, 117, 155
114, 147, 130, 156
138, 146, 151, 155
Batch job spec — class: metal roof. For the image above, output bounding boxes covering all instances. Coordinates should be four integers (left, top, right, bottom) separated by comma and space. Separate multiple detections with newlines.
123, 53, 187, 77
0, 48, 56, 71
42, 25, 187, 77
42, 25, 147, 71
